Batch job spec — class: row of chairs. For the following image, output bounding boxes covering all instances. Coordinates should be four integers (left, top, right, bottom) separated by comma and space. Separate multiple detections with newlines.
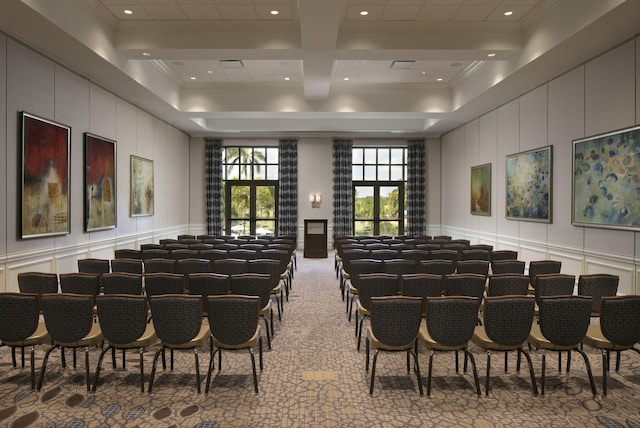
364, 292, 640, 397
0, 291, 265, 394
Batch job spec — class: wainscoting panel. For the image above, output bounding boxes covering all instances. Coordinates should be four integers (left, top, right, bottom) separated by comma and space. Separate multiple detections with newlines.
585, 255, 636, 295
5, 254, 57, 293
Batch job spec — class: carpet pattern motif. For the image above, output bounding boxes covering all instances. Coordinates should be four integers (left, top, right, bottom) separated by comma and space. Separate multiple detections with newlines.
1, 257, 640, 427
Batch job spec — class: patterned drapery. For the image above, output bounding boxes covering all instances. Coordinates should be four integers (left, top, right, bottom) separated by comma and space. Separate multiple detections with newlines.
406, 139, 426, 235
332, 139, 354, 237
278, 139, 298, 236
204, 138, 224, 235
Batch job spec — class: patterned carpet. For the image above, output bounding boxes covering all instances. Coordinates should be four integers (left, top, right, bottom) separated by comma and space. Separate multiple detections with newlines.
1, 256, 640, 427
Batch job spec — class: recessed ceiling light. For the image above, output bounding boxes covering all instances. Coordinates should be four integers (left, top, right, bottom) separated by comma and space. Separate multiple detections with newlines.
422, 71, 426, 75
271, 10, 279, 15
487, 53, 496, 57
360, 10, 368, 16
123, 9, 133, 15
284, 77, 290, 81
343, 77, 350, 81
142, 52, 150, 57
504, 11, 513, 16
190, 76, 196, 80
436, 78, 443, 82
208, 70, 213, 74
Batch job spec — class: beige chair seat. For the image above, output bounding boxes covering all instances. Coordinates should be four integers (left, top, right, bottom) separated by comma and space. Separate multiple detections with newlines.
472, 325, 523, 352
583, 324, 634, 352
2, 323, 50, 347
419, 325, 466, 352
160, 324, 210, 350
212, 325, 261, 351
55, 323, 104, 348
106, 324, 157, 349
367, 326, 413, 352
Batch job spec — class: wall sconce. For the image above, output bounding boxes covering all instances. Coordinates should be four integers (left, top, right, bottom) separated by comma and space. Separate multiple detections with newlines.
309, 192, 322, 208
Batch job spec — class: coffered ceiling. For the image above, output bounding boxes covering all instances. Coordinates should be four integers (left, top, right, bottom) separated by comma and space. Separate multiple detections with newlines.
1, 0, 639, 138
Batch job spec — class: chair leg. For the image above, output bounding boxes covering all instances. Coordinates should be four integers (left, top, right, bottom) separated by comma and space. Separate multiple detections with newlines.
369, 350, 379, 394
427, 351, 434, 396
148, 347, 164, 393
37, 344, 60, 392
602, 349, 608, 396
249, 349, 258, 394
357, 317, 365, 350
485, 350, 492, 396
574, 347, 597, 396
29, 346, 36, 391
366, 338, 370, 372
205, 347, 218, 394
138, 347, 145, 394
262, 316, 272, 349
465, 349, 481, 396
411, 349, 424, 396
93, 345, 113, 392
521, 348, 539, 396
259, 337, 263, 371
193, 348, 201, 394
84, 347, 92, 392
541, 351, 547, 395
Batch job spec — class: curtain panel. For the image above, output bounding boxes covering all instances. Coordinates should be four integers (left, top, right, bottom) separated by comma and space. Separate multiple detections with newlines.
204, 138, 224, 235
278, 139, 298, 236
406, 139, 426, 235
332, 139, 354, 238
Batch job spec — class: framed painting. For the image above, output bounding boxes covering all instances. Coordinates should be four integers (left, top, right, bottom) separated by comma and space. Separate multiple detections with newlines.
130, 155, 154, 216
20, 112, 71, 239
470, 163, 491, 216
84, 133, 116, 231
506, 145, 552, 223
572, 125, 640, 230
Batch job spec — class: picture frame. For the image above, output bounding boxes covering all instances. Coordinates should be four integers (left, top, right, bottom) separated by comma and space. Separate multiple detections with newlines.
20, 112, 71, 239
572, 124, 640, 230
506, 145, 552, 223
130, 155, 154, 217
84, 133, 116, 231
470, 163, 491, 216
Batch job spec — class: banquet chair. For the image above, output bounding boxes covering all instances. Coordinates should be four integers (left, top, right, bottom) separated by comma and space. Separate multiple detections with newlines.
38, 293, 104, 392
205, 295, 263, 394
198, 249, 229, 265
400, 273, 444, 316
582, 295, 640, 395
110, 258, 143, 274
366, 296, 423, 395
345, 259, 384, 321
176, 258, 211, 276
419, 260, 456, 277
534, 274, 576, 311
186, 273, 229, 316
419, 296, 481, 396
229, 273, 274, 349
18, 272, 59, 295
471, 295, 538, 396
486, 274, 530, 297
0, 292, 50, 390
59, 272, 101, 298
429, 249, 460, 265
93, 294, 158, 393
78, 258, 111, 275
101, 272, 143, 295
489, 250, 518, 262
577, 274, 619, 316
211, 258, 248, 276
528, 260, 562, 291
143, 258, 177, 274
248, 258, 285, 321
356, 273, 400, 350
527, 295, 596, 396
460, 249, 490, 262
142, 249, 171, 260
383, 259, 419, 275
144, 273, 185, 297
444, 274, 486, 301
456, 260, 489, 279
171, 249, 199, 260
148, 294, 210, 393
114, 249, 142, 260
490, 260, 526, 275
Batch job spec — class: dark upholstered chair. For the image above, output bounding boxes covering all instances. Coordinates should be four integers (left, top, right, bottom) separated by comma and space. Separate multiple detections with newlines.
456, 260, 489, 279
345, 259, 384, 321
486, 274, 530, 297
419, 296, 481, 397
78, 258, 110, 275
472, 296, 538, 396
186, 273, 229, 316
419, 260, 456, 277
38, 293, 104, 392
460, 249, 490, 261
490, 250, 518, 262
400, 273, 444, 316
444, 274, 486, 301
583, 295, 640, 395
366, 296, 423, 395
142, 248, 171, 260
527, 295, 596, 396
144, 273, 185, 297
101, 272, 143, 295
148, 294, 211, 393
383, 259, 419, 275
205, 295, 263, 394
94, 295, 158, 392
143, 258, 177, 274
0, 293, 50, 389
176, 258, 211, 276
577, 274, 619, 316
59, 272, 101, 298
211, 258, 248, 276
114, 249, 142, 260
528, 260, 562, 290
248, 258, 285, 321
490, 260, 526, 275
534, 274, 575, 309
171, 249, 200, 261
110, 258, 143, 274
229, 273, 274, 349
356, 273, 400, 350
18, 272, 59, 295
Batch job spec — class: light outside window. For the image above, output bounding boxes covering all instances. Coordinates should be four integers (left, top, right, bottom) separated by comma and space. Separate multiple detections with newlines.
223, 146, 278, 236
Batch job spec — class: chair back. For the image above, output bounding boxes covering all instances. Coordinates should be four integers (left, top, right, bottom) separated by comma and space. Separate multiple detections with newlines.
144, 273, 185, 297
0, 293, 40, 342
40, 293, 95, 343
383, 259, 419, 275
110, 258, 143, 274
199, 249, 230, 264
482, 296, 535, 345
176, 258, 211, 275
460, 249, 490, 261
143, 258, 177, 274
577, 274, 619, 314
490, 250, 518, 262
528, 260, 562, 288
78, 258, 110, 275
419, 259, 456, 276
425, 296, 479, 346
537, 295, 592, 347
114, 249, 142, 260
142, 249, 171, 260
212, 258, 248, 276
59, 273, 101, 297
149, 295, 203, 345
96, 295, 149, 344
18, 272, 58, 295
207, 295, 260, 346
429, 249, 460, 263
534, 274, 575, 305
228, 249, 259, 260
171, 249, 199, 260
487, 274, 529, 296
229, 273, 272, 310
347, 259, 384, 290
370, 249, 399, 261
599, 295, 640, 347
370, 296, 422, 347
401, 249, 430, 263
444, 274, 486, 301
357, 273, 400, 312
102, 273, 143, 295
456, 260, 489, 278
491, 260, 525, 275
187, 273, 229, 311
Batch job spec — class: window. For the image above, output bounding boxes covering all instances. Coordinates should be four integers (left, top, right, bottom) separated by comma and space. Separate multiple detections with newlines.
352, 147, 407, 236
223, 146, 278, 236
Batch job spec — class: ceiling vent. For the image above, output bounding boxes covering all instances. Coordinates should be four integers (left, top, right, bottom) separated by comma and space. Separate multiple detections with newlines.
220, 60, 244, 68
390, 60, 416, 69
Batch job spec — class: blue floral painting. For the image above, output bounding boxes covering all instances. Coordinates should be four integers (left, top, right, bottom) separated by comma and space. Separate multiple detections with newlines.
506, 146, 552, 222
573, 125, 640, 230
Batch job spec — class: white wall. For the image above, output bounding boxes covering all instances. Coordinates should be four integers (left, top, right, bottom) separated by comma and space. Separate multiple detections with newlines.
0, 35, 191, 292
441, 37, 640, 294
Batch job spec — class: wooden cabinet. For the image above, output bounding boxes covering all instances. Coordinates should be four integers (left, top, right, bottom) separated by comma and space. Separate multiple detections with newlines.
304, 219, 327, 258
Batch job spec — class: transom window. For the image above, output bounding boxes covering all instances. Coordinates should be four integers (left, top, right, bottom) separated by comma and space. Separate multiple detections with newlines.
352, 147, 407, 236
223, 147, 278, 236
